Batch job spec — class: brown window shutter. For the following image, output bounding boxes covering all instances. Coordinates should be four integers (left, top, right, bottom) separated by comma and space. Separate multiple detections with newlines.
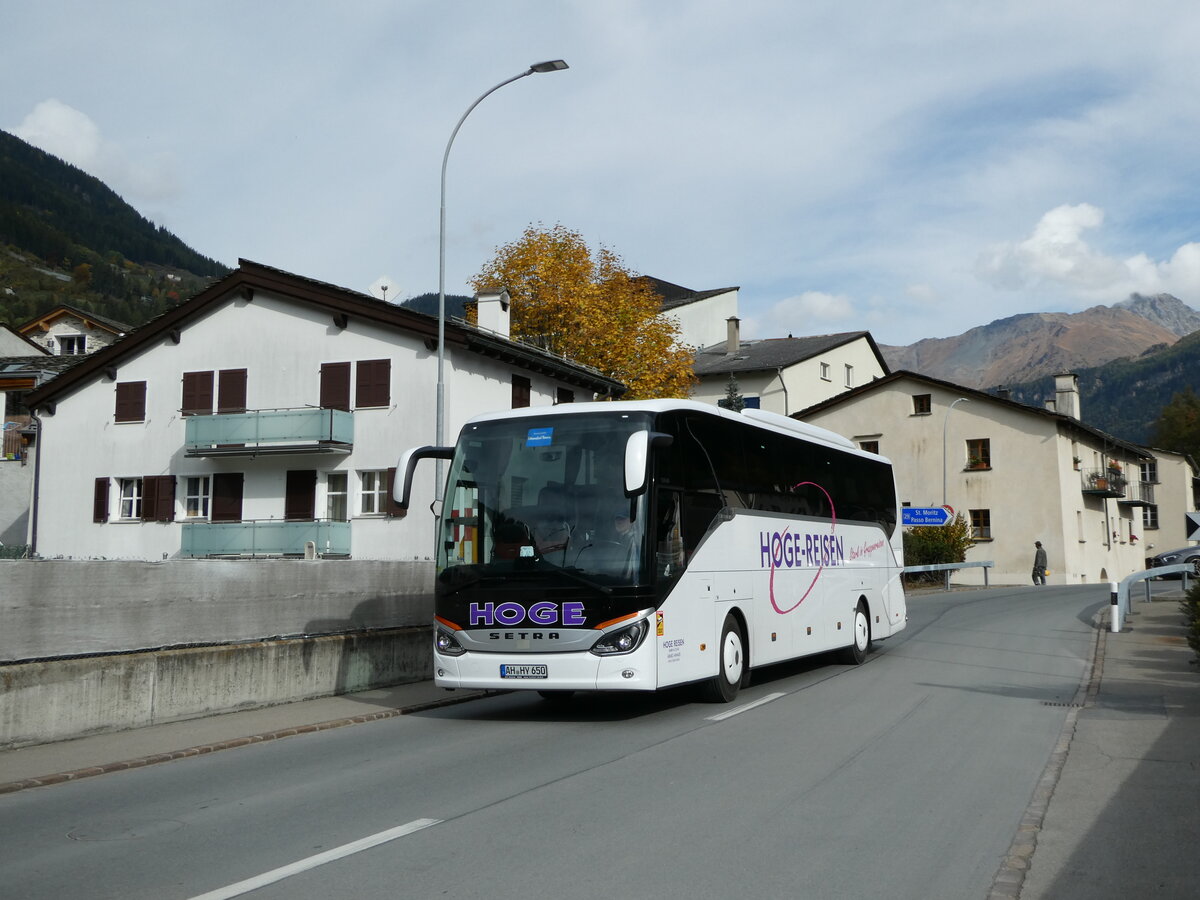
217, 369, 248, 413
181, 371, 214, 416
143, 475, 175, 522
93, 478, 110, 523
115, 382, 147, 422
512, 375, 531, 409
284, 470, 317, 521
355, 359, 391, 408
320, 362, 351, 412
385, 467, 407, 518
211, 473, 244, 522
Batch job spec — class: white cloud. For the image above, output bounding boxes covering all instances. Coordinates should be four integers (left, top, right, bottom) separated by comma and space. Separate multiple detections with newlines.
744, 291, 856, 339
12, 99, 179, 207
976, 204, 1200, 305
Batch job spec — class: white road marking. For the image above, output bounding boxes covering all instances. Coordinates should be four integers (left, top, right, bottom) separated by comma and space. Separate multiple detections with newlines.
705, 692, 786, 722
188, 817, 442, 899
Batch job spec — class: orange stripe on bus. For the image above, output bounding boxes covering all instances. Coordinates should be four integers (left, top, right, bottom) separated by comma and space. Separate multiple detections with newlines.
594, 612, 638, 630
435, 616, 463, 631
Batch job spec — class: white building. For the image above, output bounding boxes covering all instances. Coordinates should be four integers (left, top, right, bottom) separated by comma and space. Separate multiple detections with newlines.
692, 320, 890, 416
18, 304, 129, 356
641, 276, 740, 350
798, 371, 1162, 585
25, 260, 622, 561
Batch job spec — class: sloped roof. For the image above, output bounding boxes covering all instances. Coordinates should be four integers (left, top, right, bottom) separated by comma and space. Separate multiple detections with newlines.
18, 303, 132, 336
795, 369, 1152, 459
638, 276, 739, 312
0, 323, 50, 355
25, 259, 625, 409
694, 331, 890, 376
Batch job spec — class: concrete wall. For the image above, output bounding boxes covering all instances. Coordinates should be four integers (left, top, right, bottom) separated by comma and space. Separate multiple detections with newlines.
1, 558, 435, 661
0, 627, 431, 749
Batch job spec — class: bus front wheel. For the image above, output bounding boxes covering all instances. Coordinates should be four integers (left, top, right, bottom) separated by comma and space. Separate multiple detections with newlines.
839, 602, 871, 666
702, 615, 745, 703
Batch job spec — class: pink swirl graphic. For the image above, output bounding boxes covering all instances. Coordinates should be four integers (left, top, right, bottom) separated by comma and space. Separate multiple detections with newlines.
769, 481, 837, 614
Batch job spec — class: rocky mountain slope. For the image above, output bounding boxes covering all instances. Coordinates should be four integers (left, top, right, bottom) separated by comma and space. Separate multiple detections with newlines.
880, 295, 1197, 389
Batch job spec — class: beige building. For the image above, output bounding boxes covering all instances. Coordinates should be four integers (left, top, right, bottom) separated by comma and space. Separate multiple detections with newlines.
1140, 448, 1200, 559
798, 371, 1159, 585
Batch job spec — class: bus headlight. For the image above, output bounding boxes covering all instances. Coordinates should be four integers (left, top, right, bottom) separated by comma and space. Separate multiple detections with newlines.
590, 619, 649, 656
435, 625, 466, 657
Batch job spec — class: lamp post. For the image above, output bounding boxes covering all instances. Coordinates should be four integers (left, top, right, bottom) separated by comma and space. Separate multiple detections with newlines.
943, 397, 970, 507
435, 60, 569, 501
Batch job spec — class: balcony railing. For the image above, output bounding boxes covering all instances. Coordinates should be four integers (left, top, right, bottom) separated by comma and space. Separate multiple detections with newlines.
184, 407, 353, 457
180, 519, 351, 558
1117, 479, 1155, 506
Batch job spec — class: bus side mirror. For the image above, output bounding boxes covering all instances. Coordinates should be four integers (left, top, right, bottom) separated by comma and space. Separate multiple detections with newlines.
393, 445, 454, 510
625, 431, 673, 497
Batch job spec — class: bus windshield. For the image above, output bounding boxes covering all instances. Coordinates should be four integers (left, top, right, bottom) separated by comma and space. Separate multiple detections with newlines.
439, 412, 653, 588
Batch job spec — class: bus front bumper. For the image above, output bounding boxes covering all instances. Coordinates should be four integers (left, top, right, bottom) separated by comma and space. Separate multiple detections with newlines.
434, 641, 657, 693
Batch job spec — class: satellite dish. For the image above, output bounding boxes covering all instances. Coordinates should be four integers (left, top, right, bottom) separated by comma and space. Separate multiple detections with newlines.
369, 275, 399, 302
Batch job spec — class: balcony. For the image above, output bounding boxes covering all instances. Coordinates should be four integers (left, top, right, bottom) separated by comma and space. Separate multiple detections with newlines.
1081, 468, 1127, 498
181, 519, 350, 558
184, 407, 353, 457
1117, 479, 1156, 507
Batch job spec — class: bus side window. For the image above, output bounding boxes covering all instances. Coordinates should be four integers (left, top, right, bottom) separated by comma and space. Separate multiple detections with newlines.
654, 489, 684, 575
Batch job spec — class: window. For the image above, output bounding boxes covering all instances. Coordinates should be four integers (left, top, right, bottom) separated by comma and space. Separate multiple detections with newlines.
185, 476, 211, 518
320, 362, 352, 412
93, 478, 110, 523
844, 364, 854, 388
912, 394, 931, 415
327, 472, 348, 521
355, 359, 391, 408
969, 509, 991, 540
860, 440, 879, 454
512, 375, 531, 409
819, 362, 831, 381
118, 478, 143, 519
966, 438, 991, 469
182, 371, 215, 416
742, 397, 761, 409
358, 469, 404, 517
1140, 460, 1159, 484
1143, 505, 1159, 530
217, 369, 248, 413
555, 387, 574, 404
58, 334, 86, 355
360, 470, 388, 515
115, 381, 147, 423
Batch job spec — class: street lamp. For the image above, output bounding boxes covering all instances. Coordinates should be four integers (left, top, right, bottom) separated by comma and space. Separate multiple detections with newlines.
943, 397, 970, 507
435, 60, 569, 500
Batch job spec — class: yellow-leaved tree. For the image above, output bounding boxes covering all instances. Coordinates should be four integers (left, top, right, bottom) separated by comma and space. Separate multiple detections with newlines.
470, 224, 697, 400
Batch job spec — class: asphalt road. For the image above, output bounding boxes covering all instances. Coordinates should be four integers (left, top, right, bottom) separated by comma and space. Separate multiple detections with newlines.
0, 585, 1104, 900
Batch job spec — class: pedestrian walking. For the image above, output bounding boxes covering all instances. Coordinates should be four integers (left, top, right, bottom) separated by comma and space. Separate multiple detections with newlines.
1032, 541, 1048, 585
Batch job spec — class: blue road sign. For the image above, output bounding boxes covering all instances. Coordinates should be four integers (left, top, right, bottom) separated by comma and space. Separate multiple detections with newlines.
902, 506, 953, 527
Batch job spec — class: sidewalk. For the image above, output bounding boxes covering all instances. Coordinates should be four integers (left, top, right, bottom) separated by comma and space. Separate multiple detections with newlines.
1005, 592, 1200, 899
0, 681, 494, 794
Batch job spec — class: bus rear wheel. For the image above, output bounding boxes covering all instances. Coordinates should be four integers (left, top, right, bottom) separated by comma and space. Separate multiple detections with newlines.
702, 615, 745, 703
839, 602, 871, 666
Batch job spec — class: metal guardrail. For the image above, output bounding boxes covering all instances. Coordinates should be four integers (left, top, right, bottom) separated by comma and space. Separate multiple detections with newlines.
903, 560, 994, 590
1111, 564, 1194, 633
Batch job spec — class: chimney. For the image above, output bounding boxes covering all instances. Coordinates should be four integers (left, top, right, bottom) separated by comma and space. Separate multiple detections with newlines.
726, 316, 741, 353
475, 289, 511, 338
1054, 372, 1080, 420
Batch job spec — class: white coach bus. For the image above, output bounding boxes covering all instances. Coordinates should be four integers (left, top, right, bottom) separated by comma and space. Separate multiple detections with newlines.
395, 400, 906, 702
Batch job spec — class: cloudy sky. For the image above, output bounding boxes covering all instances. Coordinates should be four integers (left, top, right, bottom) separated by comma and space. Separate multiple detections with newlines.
5, 1, 1200, 346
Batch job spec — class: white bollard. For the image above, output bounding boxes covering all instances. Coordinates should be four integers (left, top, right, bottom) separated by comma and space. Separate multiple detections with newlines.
1110, 581, 1120, 633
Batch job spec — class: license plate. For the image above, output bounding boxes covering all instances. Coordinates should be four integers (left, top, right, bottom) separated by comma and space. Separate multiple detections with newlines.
500, 664, 548, 679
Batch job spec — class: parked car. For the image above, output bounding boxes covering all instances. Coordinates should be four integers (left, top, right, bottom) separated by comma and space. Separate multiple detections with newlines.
1148, 545, 1200, 577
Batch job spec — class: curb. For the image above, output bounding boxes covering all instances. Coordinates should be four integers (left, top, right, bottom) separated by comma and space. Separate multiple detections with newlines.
0, 689, 499, 796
